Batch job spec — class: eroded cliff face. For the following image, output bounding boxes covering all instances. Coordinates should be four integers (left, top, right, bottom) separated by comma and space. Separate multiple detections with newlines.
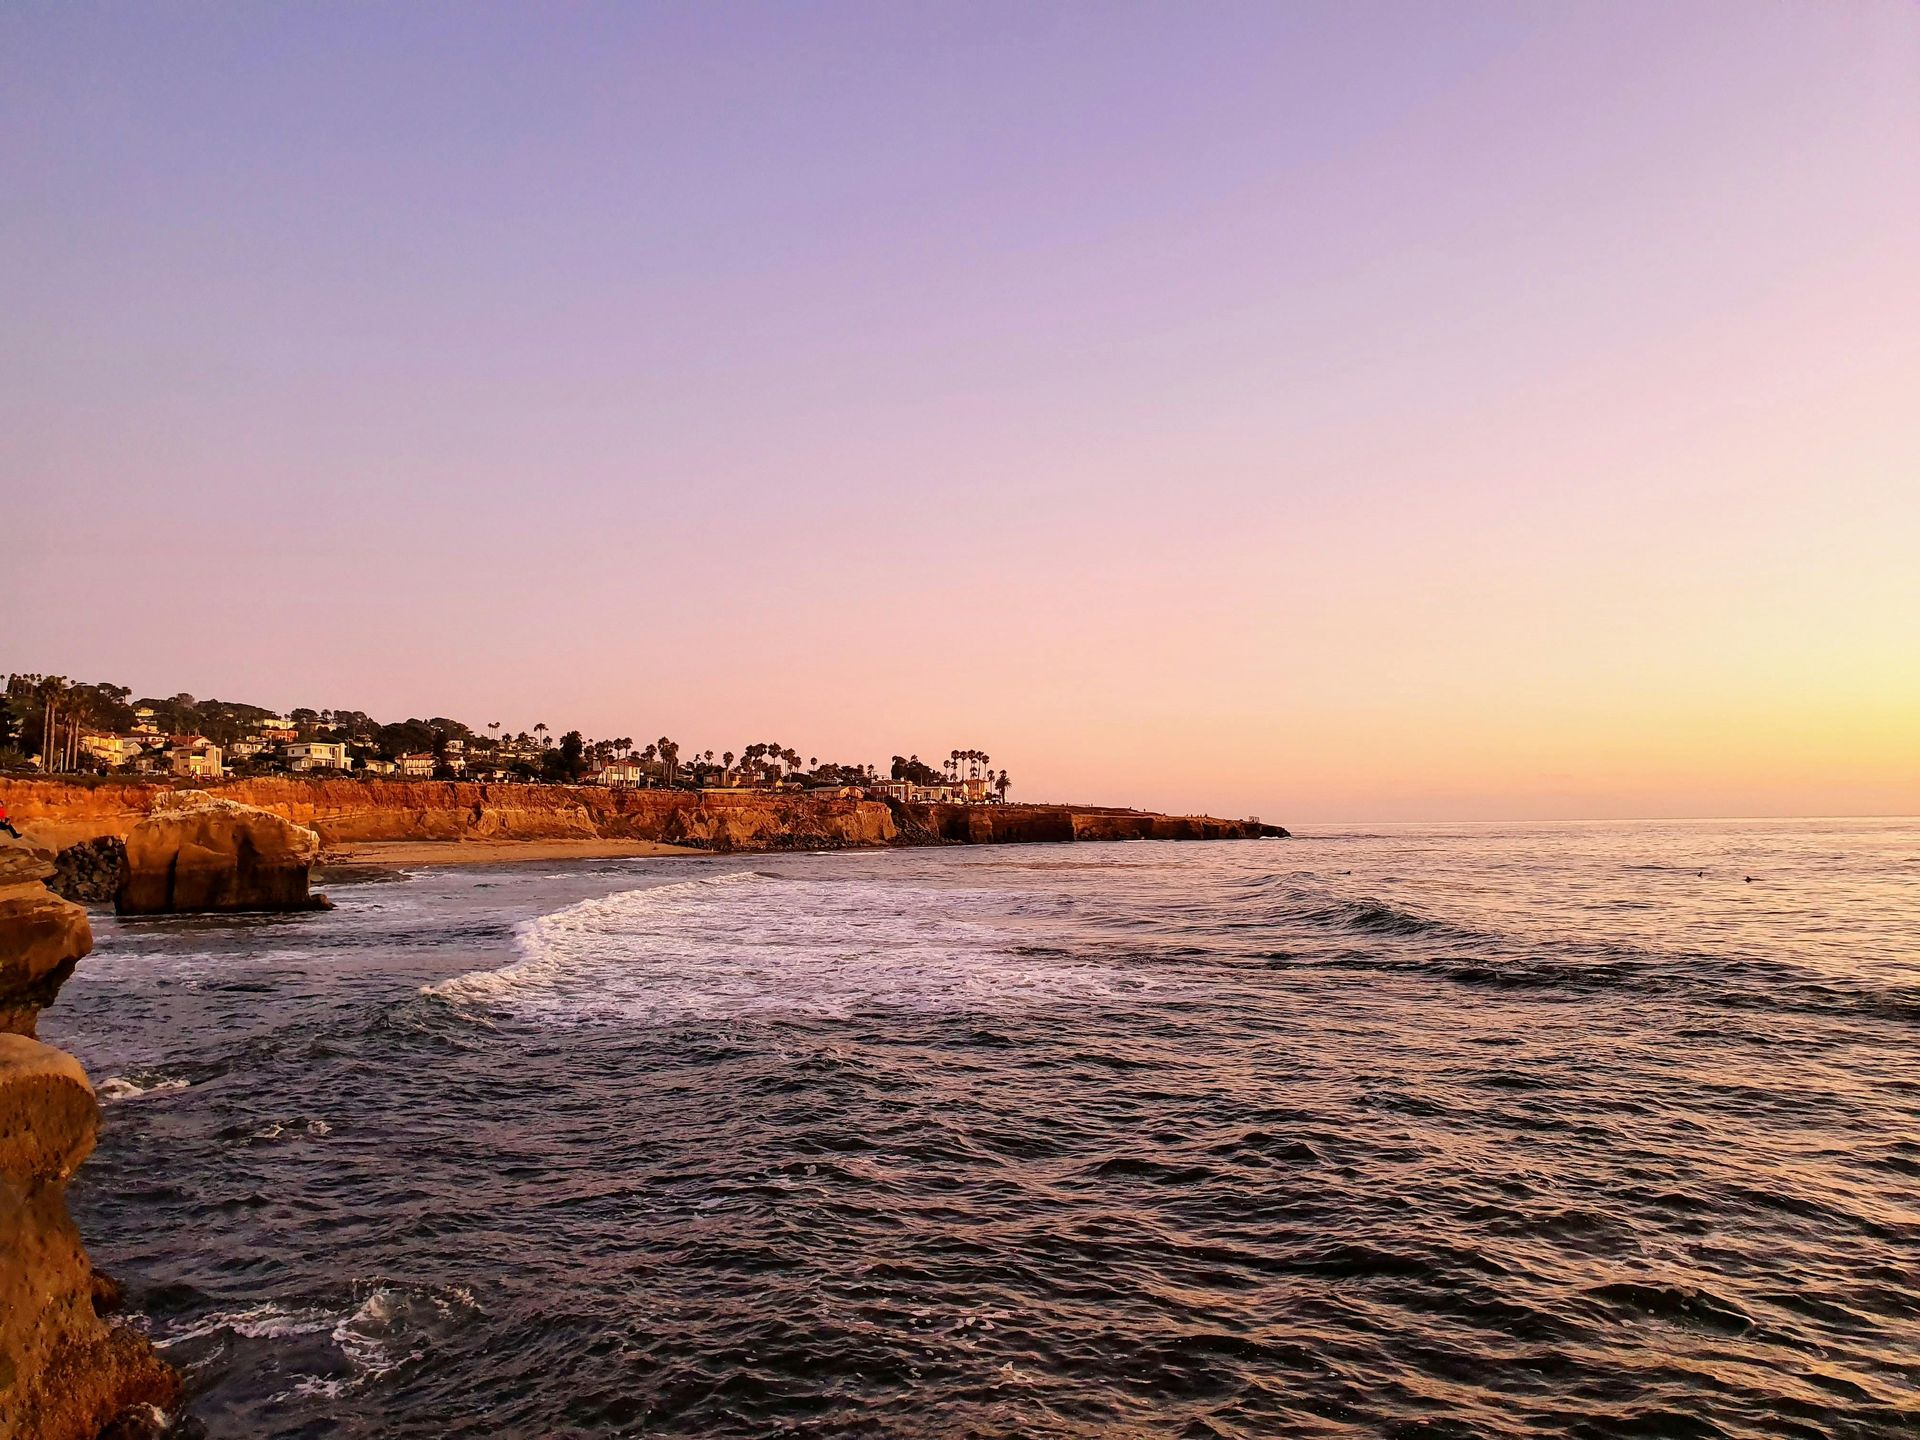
0, 836, 179, 1440
0, 777, 1283, 854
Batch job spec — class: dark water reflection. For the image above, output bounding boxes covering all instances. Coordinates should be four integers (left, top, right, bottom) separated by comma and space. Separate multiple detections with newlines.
46, 821, 1920, 1437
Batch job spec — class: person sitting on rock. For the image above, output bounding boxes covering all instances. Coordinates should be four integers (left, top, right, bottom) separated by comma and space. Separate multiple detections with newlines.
0, 802, 20, 840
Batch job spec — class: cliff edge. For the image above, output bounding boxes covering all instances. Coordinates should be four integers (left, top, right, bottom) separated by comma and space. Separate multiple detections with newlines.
0, 778, 1286, 854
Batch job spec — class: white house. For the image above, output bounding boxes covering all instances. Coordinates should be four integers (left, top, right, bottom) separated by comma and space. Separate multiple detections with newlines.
169, 739, 224, 780
397, 753, 435, 777
287, 741, 349, 772
592, 759, 647, 788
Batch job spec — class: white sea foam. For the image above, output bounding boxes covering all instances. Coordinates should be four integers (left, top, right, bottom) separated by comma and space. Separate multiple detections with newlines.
161, 1300, 337, 1347
96, 1075, 190, 1103
164, 1284, 480, 1402
422, 870, 1143, 1026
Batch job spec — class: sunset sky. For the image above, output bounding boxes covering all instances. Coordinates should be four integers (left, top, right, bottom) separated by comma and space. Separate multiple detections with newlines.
5, 3, 1916, 822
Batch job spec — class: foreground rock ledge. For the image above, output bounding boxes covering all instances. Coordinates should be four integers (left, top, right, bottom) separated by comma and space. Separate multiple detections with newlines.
0, 1037, 181, 1440
117, 790, 325, 916
0, 839, 179, 1440
0, 842, 93, 1039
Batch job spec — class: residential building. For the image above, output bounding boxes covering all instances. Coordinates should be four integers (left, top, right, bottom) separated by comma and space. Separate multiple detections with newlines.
287, 741, 349, 772
169, 739, 224, 780
591, 759, 647, 788
397, 753, 435, 777
872, 777, 991, 805
79, 733, 146, 767
362, 759, 397, 776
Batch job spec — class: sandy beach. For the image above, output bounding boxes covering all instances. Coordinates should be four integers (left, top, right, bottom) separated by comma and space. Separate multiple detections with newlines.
319, 838, 706, 869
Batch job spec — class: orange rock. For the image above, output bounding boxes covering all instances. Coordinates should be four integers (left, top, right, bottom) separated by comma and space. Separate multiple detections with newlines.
116, 790, 324, 915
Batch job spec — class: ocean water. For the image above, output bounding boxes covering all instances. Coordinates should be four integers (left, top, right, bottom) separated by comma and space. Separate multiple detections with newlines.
43, 820, 1920, 1438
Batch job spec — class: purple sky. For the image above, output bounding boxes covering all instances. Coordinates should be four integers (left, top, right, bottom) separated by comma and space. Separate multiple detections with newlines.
5, 3, 1917, 820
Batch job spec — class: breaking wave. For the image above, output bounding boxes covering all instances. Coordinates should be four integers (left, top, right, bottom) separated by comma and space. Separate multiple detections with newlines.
423, 870, 1153, 1026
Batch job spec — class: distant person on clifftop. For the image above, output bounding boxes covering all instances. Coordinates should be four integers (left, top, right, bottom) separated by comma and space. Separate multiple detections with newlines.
0, 802, 20, 840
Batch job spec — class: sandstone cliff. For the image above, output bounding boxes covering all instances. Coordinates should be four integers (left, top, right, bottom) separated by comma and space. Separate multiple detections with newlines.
0, 777, 1285, 855
0, 836, 179, 1439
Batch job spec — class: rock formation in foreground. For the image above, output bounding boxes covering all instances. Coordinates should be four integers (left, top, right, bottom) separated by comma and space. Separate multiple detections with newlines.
0, 835, 179, 1440
116, 790, 325, 915
0, 842, 95, 1039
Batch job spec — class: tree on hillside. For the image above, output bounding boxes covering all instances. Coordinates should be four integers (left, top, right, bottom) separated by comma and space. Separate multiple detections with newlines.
995, 771, 1011, 803
550, 730, 586, 782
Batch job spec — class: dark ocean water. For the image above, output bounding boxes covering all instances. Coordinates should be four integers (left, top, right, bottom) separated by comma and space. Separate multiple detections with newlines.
44, 820, 1920, 1438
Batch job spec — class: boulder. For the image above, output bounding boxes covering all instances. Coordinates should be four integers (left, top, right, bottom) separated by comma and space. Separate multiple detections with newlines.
0, 1034, 181, 1440
116, 790, 325, 915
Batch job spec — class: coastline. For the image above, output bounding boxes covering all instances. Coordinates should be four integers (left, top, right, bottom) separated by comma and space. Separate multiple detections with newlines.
0, 777, 1289, 855
320, 838, 706, 869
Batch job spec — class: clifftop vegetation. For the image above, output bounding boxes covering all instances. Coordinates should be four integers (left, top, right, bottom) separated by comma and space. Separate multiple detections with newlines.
1, 673, 1012, 799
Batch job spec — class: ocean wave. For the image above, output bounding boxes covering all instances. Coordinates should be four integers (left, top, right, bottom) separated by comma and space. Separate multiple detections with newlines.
422, 870, 1151, 1027
158, 1284, 480, 1402
1301, 896, 1446, 937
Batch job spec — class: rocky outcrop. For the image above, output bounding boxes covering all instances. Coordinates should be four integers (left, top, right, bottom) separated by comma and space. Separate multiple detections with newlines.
0, 841, 179, 1439
901, 803, 1284, 845
0, 840, 94, 1039
0, 777, 1286, 856
117, 791, 325, 915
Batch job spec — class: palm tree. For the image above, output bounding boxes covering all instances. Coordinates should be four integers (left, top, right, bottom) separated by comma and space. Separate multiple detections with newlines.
995, 770, 1011, 803
535, 722, 550, 748
37, 676, 70, 773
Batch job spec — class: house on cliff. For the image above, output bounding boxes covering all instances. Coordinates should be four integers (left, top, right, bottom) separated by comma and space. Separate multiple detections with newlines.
169, 738, 224, 779
78, 732, 147, 768
590, 760, 647, 788
396, 753, 435, 777
287, 741, 349, 772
